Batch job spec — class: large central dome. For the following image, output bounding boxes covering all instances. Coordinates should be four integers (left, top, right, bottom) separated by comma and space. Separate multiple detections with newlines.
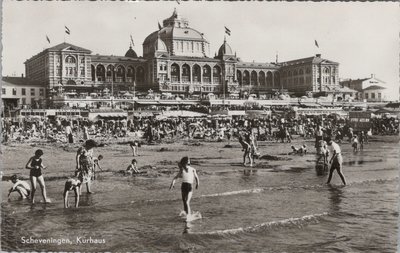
143, 9, 210, 58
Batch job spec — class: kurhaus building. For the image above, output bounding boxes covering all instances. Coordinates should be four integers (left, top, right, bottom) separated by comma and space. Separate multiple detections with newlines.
23, 9, 340, 100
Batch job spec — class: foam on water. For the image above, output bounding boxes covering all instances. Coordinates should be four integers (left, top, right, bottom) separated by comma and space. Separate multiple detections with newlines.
193, 212, 329, 235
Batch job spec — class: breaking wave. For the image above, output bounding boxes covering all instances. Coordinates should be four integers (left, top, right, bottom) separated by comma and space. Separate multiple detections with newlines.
193, 212, 329, 235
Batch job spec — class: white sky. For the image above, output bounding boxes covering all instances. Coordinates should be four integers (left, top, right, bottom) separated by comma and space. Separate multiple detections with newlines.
2, 1, 399, 99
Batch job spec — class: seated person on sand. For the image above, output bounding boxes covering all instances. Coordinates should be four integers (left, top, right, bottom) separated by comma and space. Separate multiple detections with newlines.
63, 173, 83, 208
126, 159, 140, 175
290, 144, 307, 154
8, 175, 31, 200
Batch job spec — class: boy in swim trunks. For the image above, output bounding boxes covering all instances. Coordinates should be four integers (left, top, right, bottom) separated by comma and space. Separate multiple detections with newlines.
25, 149, 51, 203
8, 175, 31, 200
169, 156, 200, 217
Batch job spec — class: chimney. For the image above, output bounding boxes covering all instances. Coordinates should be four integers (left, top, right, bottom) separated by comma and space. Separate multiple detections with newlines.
371, 74, 374, 78
21, 73, 24, 78
316, 54, 321, 58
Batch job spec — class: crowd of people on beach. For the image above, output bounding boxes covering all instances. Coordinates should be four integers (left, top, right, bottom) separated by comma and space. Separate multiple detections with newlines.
2, 113, 398, 146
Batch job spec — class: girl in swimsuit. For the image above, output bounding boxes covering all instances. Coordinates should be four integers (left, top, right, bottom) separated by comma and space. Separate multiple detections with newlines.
25, 149, 51, 203
170, 156, 200, 217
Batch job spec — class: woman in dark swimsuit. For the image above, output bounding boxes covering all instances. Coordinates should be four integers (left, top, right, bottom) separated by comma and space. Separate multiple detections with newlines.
25, 149, 51, 203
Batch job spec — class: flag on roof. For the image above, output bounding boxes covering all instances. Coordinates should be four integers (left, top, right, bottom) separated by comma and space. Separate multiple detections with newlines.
65, 26, 71, 35
225, 26, 231, 36
315, 40, 319, 48
130, 35, 135, 46
46, 35, 50, 44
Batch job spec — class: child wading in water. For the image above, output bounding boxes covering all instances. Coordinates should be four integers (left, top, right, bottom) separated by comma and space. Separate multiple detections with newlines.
25, 149, 51, 203
76, 140, 97, 194
170, 157, 199, 217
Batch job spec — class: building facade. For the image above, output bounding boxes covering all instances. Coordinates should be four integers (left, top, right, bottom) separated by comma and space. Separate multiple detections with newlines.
340, 74, 390, 102
22, 9, 341, 105
1, 76, 47, 111
280, 54, 339, 96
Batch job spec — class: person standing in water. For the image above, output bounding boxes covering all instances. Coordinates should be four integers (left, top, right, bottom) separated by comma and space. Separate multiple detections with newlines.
169, 156, 199, 217
326, 138, 347, 186
25, 149, 51, 203
238, 134, 253, 166
76, 140, 97, 194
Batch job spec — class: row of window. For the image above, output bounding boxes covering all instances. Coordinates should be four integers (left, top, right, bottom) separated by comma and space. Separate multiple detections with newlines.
282, 67, 336, 77
2, 88, 44, 96
167, 86, 216, 92
175, 40, 203, 53
364, 93, 382, 99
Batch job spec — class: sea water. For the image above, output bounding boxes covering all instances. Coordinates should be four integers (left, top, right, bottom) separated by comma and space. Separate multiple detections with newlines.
1, 137, 398, 252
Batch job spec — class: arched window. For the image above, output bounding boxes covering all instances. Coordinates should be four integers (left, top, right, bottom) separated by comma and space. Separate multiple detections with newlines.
182, 64, 191, 83
251, 71, 258, 86
106, 65, 115, 82
96, 64, 106, 82
203, 65, 211, 83
171, 63, 180, 82
116, 65, 126, 82
213, 65, 221, 84
65, 55, 77, 77
192, 64, 201, 83
65, 55, 76, 64
243, 70, 250, 85
237, 70, 242, 86
259, 71, 265, 86
299, 69, 304, 75
266, 71, 273, 87
127, 66, 135, 83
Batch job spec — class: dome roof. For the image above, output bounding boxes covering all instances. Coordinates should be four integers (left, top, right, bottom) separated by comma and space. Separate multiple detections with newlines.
218, 39, 234, 57
125, 46, 138, 58
154, 37, 168, 52
143, 26, 207, 45
143, 10, 210, 58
